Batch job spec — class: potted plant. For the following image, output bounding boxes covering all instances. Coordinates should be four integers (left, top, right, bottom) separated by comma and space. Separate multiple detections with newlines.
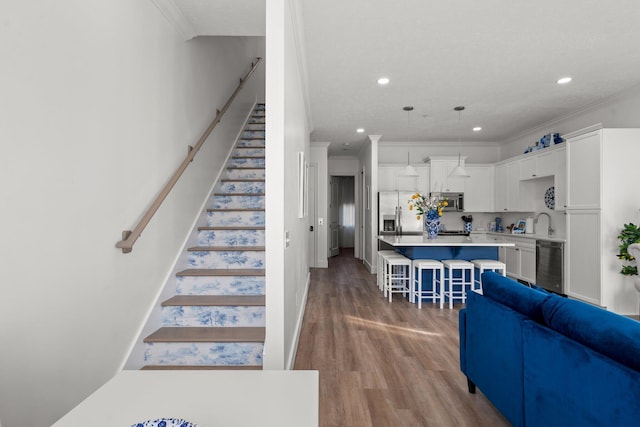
617, 223, 640, 276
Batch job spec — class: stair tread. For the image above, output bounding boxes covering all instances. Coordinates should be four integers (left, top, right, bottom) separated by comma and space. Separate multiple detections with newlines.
214, 193, 265, 197
176, 269, 265, 277
227, 166, 265, 169
188, 246, 265, 251
144, 326, 265, 343
198, 226, 265, 230
162, 295, 265, 307
206, 208, 265, 212
141, 365, 262, 371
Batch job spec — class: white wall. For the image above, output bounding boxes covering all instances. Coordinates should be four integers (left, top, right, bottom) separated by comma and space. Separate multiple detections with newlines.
501, 84, 640, 160
0, 2, 264, 426
360, 136, 380, 273
309, 143, 329, 267
264, 0, 311, 370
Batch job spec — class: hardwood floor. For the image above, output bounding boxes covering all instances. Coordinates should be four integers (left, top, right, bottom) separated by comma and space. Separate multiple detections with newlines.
294, 249, 510, 427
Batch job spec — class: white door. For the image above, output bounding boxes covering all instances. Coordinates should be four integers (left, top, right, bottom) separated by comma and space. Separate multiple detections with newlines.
329, 176, 340, 257
307, 163, 318, 267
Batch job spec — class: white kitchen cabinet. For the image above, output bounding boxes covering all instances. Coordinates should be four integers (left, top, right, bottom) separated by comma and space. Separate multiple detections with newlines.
494, 164, 507, 211
564, 127, 640, 314
506, 161, 520, 211
428, 157, 466, 192
464, 165, 494, 212
503, 236, 536, 283
567, 131, 601, 209
566, 209, 601, 305
519, 243, 536, 283
554, 147, 567, 210
378, 166, 397, 191
494, 161, 520, 212
520, 150, 556, 180
378, 165, 430, 193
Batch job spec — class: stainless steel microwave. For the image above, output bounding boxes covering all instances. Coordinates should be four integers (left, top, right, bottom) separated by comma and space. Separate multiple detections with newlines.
430, 192, 464, 212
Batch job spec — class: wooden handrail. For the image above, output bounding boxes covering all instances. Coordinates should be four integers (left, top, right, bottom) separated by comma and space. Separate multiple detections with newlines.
116, 57, 263, 253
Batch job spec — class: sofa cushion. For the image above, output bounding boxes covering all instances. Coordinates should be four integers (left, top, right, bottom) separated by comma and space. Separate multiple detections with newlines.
481, 272, 551, 323
542, 294, 640, 372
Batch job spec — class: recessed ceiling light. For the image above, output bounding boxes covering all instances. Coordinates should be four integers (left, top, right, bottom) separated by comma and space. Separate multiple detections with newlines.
356, 128, 365, 133
377, 77, 390, 85
557, 77, 572, 84
473, 127, 482, 132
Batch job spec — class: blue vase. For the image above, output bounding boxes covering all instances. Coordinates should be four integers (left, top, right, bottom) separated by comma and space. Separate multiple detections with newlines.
424, 211, 440, 239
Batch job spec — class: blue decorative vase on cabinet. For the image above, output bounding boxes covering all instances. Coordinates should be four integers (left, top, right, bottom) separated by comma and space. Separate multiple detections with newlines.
424, 210, 440, 239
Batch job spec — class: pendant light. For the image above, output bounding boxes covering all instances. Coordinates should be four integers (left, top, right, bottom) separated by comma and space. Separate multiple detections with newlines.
400, 106, 418, 176
449, 106, 470, 178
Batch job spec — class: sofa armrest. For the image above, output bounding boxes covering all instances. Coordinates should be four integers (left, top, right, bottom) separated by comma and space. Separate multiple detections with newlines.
523, 320, 640, 427
460, 290, 527, 427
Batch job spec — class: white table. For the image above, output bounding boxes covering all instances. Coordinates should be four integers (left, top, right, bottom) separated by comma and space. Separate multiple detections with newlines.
53, 370, 319, 427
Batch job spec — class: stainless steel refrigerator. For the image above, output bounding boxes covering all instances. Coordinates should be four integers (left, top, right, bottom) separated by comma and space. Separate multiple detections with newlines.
378, 191, 423, 235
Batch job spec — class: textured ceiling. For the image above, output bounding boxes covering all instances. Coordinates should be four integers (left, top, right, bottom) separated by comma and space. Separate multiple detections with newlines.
174, 0, 265, 36
175, 0, 640, 156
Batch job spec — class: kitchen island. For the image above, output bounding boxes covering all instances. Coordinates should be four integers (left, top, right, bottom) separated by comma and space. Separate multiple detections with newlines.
378, 234, 515, 261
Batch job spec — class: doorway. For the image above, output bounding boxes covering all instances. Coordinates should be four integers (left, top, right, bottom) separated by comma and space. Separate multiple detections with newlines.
329, 175, 356, 257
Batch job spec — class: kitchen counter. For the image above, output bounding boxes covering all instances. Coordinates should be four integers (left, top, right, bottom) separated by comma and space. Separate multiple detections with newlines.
378, 234, 514, 261
480, 231, 567, 243
378, 235, 516, 247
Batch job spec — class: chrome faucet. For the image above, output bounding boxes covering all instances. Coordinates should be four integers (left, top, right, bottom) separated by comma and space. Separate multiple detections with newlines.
534, 212, 554, 236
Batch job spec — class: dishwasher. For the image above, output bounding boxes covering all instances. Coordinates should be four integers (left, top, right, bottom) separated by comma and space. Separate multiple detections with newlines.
535, 240, 564, 294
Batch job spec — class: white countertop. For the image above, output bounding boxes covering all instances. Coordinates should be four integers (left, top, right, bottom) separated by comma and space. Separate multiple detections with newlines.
378, 235, 515, 247
479, 231, 567, 243
53, 370, 319, 427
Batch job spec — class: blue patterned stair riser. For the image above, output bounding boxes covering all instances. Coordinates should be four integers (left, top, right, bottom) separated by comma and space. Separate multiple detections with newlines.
206, 210, 265, 227
212, 195, 264, 209
162, 305, 265, 327
176, 276, 265, 296
144, 342, 263, 366
197, 229, 265, 246
219, 181, 265, 194
187, 250, 265, 269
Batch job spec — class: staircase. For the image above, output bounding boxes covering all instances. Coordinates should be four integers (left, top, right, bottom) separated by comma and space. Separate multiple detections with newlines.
142, 104, 266, 370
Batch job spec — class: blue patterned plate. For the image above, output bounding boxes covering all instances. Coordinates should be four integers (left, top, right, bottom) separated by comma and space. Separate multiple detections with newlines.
544, 186, 555, 210
131, 418, 197, 427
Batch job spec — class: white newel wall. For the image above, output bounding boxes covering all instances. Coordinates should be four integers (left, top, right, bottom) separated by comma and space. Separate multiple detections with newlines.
0, 2, 264, 426
264, 0, 312, 370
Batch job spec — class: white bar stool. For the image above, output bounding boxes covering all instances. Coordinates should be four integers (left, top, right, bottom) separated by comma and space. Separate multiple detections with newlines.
471, 259, 507, 292
377, 250, 399, 291
385, 255, 412, 302
412, 259, 444, 309
442, 259, 475, 309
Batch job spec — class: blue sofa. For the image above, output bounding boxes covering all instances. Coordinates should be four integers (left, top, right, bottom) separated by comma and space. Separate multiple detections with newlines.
459, 272, 640, 427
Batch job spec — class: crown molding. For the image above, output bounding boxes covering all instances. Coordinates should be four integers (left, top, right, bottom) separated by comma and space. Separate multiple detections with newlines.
149, 0, 196, 41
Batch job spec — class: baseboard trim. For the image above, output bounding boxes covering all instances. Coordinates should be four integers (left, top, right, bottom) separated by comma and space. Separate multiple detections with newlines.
363, 258, 375, 274
286, 271, 311, 370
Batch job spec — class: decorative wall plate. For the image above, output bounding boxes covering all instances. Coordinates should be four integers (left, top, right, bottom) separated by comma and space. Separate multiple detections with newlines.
131, 418, 197, 427
544, 186, 555, 210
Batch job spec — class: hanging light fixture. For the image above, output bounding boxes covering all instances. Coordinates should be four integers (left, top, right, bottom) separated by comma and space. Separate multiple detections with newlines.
449, 105, 470, 178
400, 106, 418, 176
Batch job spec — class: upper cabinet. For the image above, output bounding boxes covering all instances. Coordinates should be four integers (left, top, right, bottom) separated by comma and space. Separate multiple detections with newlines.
428, 157, 466, 192
464, 165, 494, 212
378, 165, 429, 193
566, 131, 601, 209
519, 150, 556, 180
